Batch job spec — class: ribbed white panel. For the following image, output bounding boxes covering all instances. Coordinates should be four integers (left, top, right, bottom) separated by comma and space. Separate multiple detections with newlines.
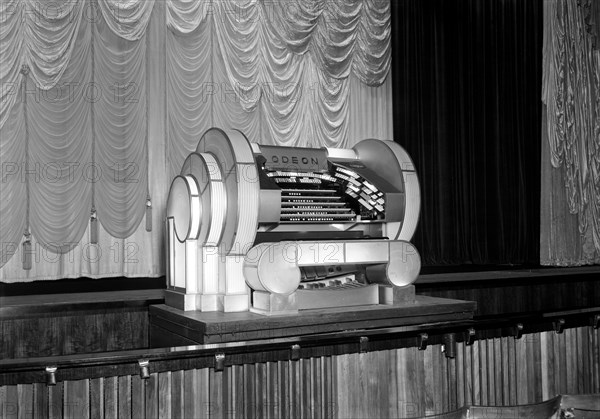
201, 249, 220, 294
201, 153, 227, 246
173, 234, 186, 289
207, 181, 226, 245
166, 218, 175, 288
225, 129, 256, 163
383, 141, 421, 241
399, 171, 420, 241
231, 163, 260, 255
185, 240, 198, 294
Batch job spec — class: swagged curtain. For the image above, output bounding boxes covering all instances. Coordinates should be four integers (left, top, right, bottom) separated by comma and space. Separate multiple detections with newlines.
0, 0, 393, 282
541, 0, 600, 265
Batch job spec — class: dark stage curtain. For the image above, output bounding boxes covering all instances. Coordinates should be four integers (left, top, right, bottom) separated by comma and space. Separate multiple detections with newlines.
392, 0, 543, 266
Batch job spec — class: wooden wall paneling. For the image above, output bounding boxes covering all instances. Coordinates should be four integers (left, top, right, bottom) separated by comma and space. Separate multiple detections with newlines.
447, 345, 457, 411
589, 328, 600, 393
130, 375, 145, 419
199, 368, 210, 419
325, 356, 336, 419
515, 334, 528, 404
378, 350, 394, 418
553, 330, 562, 394
254, 363, 264, 418
144, 373, 158, 419
333, 354, 346, 418
2, 380, 17, 419
2, 325, 600, 418
118, 375, 131, 419
565, 328, 576, 394
243, 363, 255, 418
577, 327, 587, 393
0, 385, 7, 419
158, 371, 172, 418
89, 378, 102, 419
455, 342, 465, 409
0, 381, 5, 419
257, 363, 267, 419
507, 334, 518, 405
276, 362, 287, 419
540, 332, 551, 400
298, 359, 309, 418
104, 376, 117, 419
316, 358, 324, 419
17, 384, 33, 419
170, 370, 183, 419
335, 353, 358, 419
267, 361, 278, 419
528, 330, 542, 403
413, 346, 426, 417
182, 369, 196, 419
213, 366, 226, 418
228, 365, 241, 419
47, 382, 62, 419
472, 339, 481, 406
494, 338, 503, 405
438, 346, 448, 412
1, 309, 149, 359
422, 345, 435, 415
312, 358, 321, 418
585, 327, 595, 393
395, 347, 404, 417
499, 337, 510, 405
479, 339, 488, 406
462, 339, 473, 407
32, 383, 47, 419
63, 379, 88, 419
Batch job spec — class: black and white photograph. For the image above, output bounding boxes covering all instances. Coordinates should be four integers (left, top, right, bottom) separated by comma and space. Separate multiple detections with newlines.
1, 0, 599, 417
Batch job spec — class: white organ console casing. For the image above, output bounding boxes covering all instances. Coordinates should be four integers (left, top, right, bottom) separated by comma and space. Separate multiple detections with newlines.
165, 128, 421, 314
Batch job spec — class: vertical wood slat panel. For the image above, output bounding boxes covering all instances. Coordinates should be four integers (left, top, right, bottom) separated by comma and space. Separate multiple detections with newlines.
2, 325, 600, 418
243, 364, 255, 419
144, 373, 159, 419
208, 369, 226, 418
63, 380, 88, 419
17, 384, 33, 419
118, 376, 131, 419
594, 328, 600, 393
88, 378, 102, 419
277, 361, 288, 419
158, 371, 172, 418
104, 376, 117, 419
131, 375, 145, 419
32, 383, 47, 419
500, 337, 510, 405
493, 338, 502, 405
4, 386, 18, 419
48, 383, 62, 419
479, 339, 488, 406
182, 370, 196, 419
170, 370, 183, 419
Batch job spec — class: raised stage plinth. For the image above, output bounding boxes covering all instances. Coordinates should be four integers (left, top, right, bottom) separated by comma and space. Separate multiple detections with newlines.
149, 295, 476, 346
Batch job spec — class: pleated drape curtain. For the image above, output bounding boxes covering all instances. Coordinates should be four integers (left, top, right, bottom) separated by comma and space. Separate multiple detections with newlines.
0, 0, 394, 282
541, 0, 600, 266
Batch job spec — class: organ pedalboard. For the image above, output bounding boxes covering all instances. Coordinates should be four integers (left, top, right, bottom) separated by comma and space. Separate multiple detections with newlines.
165, 128, 421, 314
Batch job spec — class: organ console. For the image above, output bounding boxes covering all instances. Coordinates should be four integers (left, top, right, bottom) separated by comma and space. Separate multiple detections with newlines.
165, 128, 421, 314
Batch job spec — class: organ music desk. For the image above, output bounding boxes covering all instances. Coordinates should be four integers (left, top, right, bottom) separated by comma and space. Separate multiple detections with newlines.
150, 128, 476, 346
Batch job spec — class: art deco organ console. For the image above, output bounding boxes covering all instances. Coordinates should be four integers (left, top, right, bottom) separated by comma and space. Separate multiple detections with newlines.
165, 128, 421, 314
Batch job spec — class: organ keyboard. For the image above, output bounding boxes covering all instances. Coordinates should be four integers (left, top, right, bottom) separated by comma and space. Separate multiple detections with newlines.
165, 128, 421, 314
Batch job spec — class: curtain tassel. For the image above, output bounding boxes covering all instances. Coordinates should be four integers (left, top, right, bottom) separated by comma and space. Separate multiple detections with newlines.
22, 231, 32, 271
90, 208, 98, 244
145, 197, 152, 232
